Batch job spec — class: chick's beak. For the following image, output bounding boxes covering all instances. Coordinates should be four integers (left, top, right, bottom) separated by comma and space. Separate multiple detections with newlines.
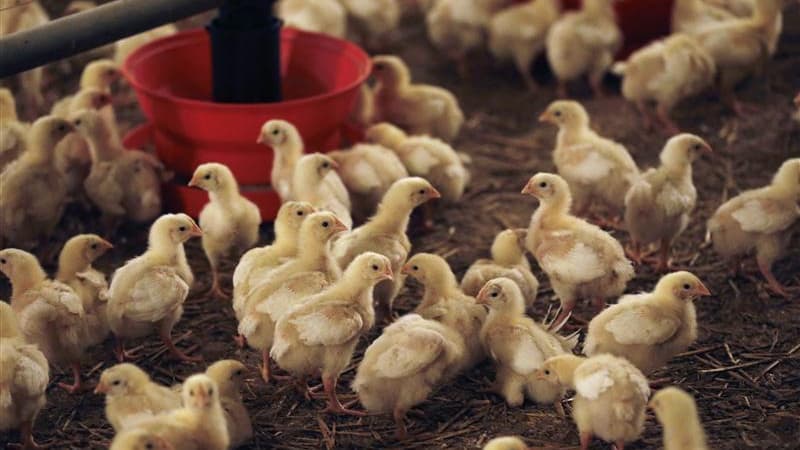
332, 217, 349, 233
535, 371, 547, 381
521, 181, 536, 196
538, 111, 552, 123
189, 222, 203, 237
98, 238, 114, 250
256, 133, 267, 145
93, 382, 108, 394
700, 142, 713, 154
427, 187, 441, 199
475, 285, 491, 305
400, 264, 413, 275
694, 282, 712, 297
381, 266, 394, 281
328, 160, 340, 170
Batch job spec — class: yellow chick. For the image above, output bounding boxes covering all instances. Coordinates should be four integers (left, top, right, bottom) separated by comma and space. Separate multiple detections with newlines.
352, 313, 465, 440
292, 153, 353, 228
624, 134, 712, 270
0, 249, 86, 394
371, 55, 465, 142
537, 354, 650, 450
0, 0, 48, 117
95, 363, 182, 432
483, 436, 529, 450
109, 428, 175, 450
332, 177, 441, 318
232, 201, 316, 320
276, 0, 347, 39
477, 278, 577, 411
73, 109, 165, 225
238, 211, 346, 382
693, 0, 783, 115
539, 101, 640, 220
671, 0, 736, 35
365, 123, 470, 204
522, 173, 635, 327
56, 234, 114, 349
327, 143, 409, 221
339, 0, 401, 49
189, 163, 261, 299
425, 0, 492, 75
461, 229, 539, 310
52, 59, 121, 137
612, 33, 716, 133
257, 119, 304, 202
584, 271, 711, 374
545, 0, 622, 97
403, 253, 487, 371
649, 387, 709, 450
271, 252, 393, 415
706, 0, 782, 56
114, 24, 178, 65
488, 0, 561, 90
0, 88, 28, 173
707, 158, 800, 297
0, 116, 73, 249
0, 301, 49, 450
204, 360, 252, 448
107, 214, 202, 362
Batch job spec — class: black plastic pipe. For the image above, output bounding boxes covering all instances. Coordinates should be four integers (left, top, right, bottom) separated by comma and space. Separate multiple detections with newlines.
0, 0, 225, 77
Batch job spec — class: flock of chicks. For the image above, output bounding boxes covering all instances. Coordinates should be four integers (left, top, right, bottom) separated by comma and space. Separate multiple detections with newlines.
1, 1, 799, 450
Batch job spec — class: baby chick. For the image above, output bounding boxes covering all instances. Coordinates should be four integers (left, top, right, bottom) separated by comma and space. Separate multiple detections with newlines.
0, 0, 48, 117
426, 0, 493, 75
204, 360, 252, 448
478, 278, 577, 412
292, 153, 353, 229
539, 101, 640, 221
0, 249, 86, 393
545, 0, 622, 97
238, 212, 346, 382
706, 0, 782, 56
189, 163, 261, 299
0, 88, 28, 173
327, 143, 409, 221
52, 59, 121, 141
537, 354, 650, 450
56, 234, 114, 349
649, 387, 709, 450
114, 24, 178, 65
332, 177, 441, 319
461, 229, 539, 309
483, 436, 529, 450
352, 313, 465, 440
693, 0, 783, 115
522, 173, 635, 326
612, 34, 716, 133
339, 0, 401, 49
107, 214, 202, 362
371, 55, 465, 142
488, 0, 561, 90
0, 116, 73, 249
671, 0, 735, 35
271, 252, 393, 415
109, 428, 174, 450
403, 253, 487, 371
257, 119, 305, 202
232, 201, 316, 320
73, 109, 165, 226
624, 134, 712, 270
707, 158, 800, 297
0, 301, 49, 450
584, 271, 711, 374
95, 363, 182, 432
276, 0, 347, 39
366, 123, 470, 204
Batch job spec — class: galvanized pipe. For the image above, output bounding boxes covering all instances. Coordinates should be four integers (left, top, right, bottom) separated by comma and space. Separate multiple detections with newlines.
0, 0, 225, 77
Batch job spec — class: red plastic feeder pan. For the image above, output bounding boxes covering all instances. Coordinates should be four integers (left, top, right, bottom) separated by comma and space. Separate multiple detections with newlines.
122, 27, 371, 220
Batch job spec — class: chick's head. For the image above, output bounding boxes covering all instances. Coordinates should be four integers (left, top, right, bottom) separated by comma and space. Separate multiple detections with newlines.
299, 211, 349, 245
257, 119, 300, 150
649, 386, 700, 426
538, 101, 589, 129
188, 162, 236, 193
0, 301, 22, 339
149, 213, 203, 247
95, 363, 151, 396
296, 153, 338, 182
384, 177, 441, 209
521, 173, 570, 204
81, 59, 120, 89
0, 88, 16, 120
772, 158, 800, 195
0, 248, 42, 283
476, 277, 525, 315
205, 359, 248, 397
60, 234, 113, 268
71, 87, 113, 112
347, 252, 394, 283
537, 354, 584, 387
72, 108, 106, 138
371, 55, 410, 87
110, 428, 174, 450
655, 271, 711, 301
483, 436, 529, 450
365, 122, 407, 148
661, 134, 712, 167
491, 229, 527, 264
275, 201, 316, 236
182, 374, 220, 410
31, 115, 75, 148
402, 253, 456, 289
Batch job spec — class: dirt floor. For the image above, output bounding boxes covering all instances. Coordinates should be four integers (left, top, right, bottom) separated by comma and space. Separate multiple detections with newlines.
2, 2, 800, 449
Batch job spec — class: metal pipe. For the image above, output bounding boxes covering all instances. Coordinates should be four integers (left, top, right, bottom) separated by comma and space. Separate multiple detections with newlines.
0, 0, 225, 77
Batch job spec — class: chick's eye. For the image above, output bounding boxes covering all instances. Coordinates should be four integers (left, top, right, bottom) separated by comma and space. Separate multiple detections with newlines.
683, 283, 691, 290
553, 111, 562, 117
146, 443, 154, 450
539, 182, 547, 188
189, 390, 194, 396
208, 388, 213, 395
412, 265, 419, 271
322, 162, 330, 168
371, 264, 379, 271
272, 129, 280, 136
112, 380, 121, 386
203, 174, 211, 180
418, 189, 426, 195
297, 211, 304, 216
490, 292, 498, 298
179, 226, 187, 232
1, 258, 7, 264
234, 370, 243, 376
90, 243, 98, 250
322, 221, 329, 228
544, 369, 550, 375
75, 119, 82, 126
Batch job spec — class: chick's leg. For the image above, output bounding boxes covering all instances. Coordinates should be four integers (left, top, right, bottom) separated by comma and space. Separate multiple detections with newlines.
393, 407, 408, 441
18, 420, 44, 450
159, 327, 201, 363
550, 301, 574, 331
614, 441, 625, 450
322, 375, 365, 416
113, 336, 140, 362
57, 362, 83, 394
656, 103, 681, 135
757, 258, 793, 298
579, 432, 592, 450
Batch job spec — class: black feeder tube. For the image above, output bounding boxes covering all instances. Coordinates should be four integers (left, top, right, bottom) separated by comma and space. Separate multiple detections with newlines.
207, 0, 282, 103
0, 0, 225, 78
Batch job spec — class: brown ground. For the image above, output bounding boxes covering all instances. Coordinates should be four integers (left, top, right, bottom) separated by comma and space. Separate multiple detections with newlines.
2, 2, 800, 449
